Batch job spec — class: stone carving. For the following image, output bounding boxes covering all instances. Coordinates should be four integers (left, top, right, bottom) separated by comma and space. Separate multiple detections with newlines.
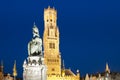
28, 25, 42, 56
23, 23, 47, 80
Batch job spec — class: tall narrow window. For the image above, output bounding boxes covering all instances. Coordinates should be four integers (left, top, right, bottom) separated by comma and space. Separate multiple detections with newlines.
49, 43, 52, 48
49, 43, 55, 49
53, 43, 55, 49
48, 28, 49, 36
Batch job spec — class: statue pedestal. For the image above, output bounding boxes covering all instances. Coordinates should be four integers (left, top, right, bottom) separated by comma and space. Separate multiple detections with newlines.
23, 56, 47, 80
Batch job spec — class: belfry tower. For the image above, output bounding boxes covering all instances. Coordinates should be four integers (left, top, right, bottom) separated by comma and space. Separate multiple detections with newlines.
43, 6, 61, 75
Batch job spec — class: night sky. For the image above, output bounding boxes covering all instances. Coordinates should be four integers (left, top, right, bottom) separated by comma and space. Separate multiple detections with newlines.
0, 0, 120, 78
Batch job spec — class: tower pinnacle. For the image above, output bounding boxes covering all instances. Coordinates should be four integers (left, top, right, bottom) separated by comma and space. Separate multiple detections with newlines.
62, 60, 65, 69
105, 62, 110, 73
13, 60, 17, 80
0, 60, 3, 73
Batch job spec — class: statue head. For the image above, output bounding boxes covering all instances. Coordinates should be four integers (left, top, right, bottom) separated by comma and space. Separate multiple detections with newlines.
33, 23, 40, 38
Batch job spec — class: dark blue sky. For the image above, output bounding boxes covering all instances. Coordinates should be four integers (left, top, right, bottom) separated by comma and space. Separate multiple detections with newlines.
0, 0, 120, 78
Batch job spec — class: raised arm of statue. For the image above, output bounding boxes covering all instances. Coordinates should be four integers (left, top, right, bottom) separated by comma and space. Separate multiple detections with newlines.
33, 26, 40, 38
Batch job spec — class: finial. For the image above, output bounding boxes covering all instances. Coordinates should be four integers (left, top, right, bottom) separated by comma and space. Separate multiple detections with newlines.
77, 69, 79, 73
90, 75, 92, 80
76, 69, 80, 77
7, 73, 10, 76
85, 73, 89, 80
105, 62, 110, 73
33, 22, 37, 28
62, 60, 65, 69
1, 60, 3, 73
98, 73, 101, 77
32, 23, 40, 38
34, 22, 35, 26
48, 6, 50, 9
1, 60, 3, 67
13, 60, 17, 77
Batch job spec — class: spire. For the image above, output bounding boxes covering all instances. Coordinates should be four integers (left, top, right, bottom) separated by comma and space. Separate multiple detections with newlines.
0, 60, 3, 73
32, 22, 40, 38
90, 75, 92, 80
105, 62, 110, 73
48, 6, 50, 9
33, 21, 35, 26
61, 60, 65, 76
13, 60, 17, 80
98, 73, 101, 78
33, 22, 37, 28
62, 60, 65, 69
85, 73, 89, 80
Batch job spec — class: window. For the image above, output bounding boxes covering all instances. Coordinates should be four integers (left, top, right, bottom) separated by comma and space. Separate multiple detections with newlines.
53, 43, 55, 49
50, 19, 52, 22
49, 43, 55, 49
49, 43, 52, 48
52, 68, 55, 71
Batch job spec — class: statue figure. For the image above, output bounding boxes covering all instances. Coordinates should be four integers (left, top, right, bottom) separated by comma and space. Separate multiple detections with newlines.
28, 24, 42, 56
23, 22, 47, 80
32, 24, 39, 38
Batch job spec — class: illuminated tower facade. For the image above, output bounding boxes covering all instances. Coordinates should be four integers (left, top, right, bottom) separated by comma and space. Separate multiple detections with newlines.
43, 6, 61, 75
43, 6, 80, 80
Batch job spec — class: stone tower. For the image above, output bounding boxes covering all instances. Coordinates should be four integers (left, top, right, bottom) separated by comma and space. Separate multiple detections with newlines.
23, 23, 47, 80
43, 6, 61, 75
